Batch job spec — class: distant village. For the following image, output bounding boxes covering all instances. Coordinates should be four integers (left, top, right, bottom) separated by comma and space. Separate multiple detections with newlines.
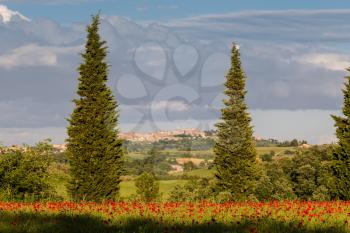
0, 129, 212, 153
119, 128, 209, 142
0, 128, 310, 154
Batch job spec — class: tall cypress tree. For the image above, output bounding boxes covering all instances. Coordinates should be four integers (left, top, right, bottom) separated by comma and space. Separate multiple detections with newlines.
214, 43, 260, 199
331, 69, 350, 200
66, 14, 123, 201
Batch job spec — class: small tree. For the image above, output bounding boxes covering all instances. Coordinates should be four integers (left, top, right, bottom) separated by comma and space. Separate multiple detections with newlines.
290, 139, 299, 147
0, 140, 54, 201
213, 43, 260, 199
183, 161, 196, 171
331, 69, 350, 200
66, 14, 124, 201
135, 172, 159, 202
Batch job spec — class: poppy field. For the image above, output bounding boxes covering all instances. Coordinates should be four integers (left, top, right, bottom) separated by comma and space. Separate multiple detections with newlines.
0, 201, 349, 233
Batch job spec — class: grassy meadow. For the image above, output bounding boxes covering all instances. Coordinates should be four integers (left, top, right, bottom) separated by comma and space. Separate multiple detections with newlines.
0, 201, 349, 233
48, 147, 296, 201
1, 145, 321, 233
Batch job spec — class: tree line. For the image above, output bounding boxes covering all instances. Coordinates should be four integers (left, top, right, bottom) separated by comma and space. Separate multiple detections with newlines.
0, 14, 349, 202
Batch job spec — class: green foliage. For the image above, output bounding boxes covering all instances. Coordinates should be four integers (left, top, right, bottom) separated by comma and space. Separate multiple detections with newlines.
277, 139, 307, 147
255, 138, 307, 147
290, 139, 299, 147
1, 205, 349, 233
290, 146, 333, 200
260, 152, 273, 162
255, 167, 296, 201
125, 137, 215, 153
255, 146, 334, 201
213, 43, 260, 199
66, 14, 123, 201
0, 141, 55, 201
135, 172, 159, 202
183, 161, 196, 172
167, 178, 247, 203
168, 178, 220, 202
123, 149, 172, 176
256, 158, 290, 200
331, 73, 350, 200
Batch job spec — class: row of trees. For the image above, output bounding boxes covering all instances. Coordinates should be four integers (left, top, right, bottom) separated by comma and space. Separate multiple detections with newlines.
1, 14, 349, 202
213, 43, 350, 200
64, 14, 350, 201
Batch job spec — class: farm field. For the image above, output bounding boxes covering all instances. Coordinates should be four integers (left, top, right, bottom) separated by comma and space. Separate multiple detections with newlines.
0, 201, 349, 233
174, 168, 215, 178
256, 147, 295, 156
50, 174, 189, 200
127, 147, 295, 160
50, 172, 189, 200
49, 146, 296, 201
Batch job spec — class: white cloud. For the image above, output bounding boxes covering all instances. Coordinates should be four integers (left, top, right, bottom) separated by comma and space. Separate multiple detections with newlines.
0, 4, 29, 23
166, 9, 350, 27
0, 127, 66, 146
151, 100, 190, 112
298, 53, 350, 71
165, 9, 350, 43
269, 81, 290, 98
0, 6, 348, 144
0, 44, 80, 69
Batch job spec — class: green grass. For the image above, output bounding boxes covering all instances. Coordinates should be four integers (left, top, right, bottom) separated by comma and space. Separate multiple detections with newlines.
126, 152, 147, 160
127, 147, 295, 160
0, 201, 348, 233
172, 168, 214, 178
49, 163, 189, 200
158, 149, 214, 159
49, 147, 295, 201
120, 180, 187, 199
48, 163, 70, 200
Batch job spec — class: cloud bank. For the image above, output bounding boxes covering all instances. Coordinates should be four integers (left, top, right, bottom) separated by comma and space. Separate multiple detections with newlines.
0, 6, 349, 144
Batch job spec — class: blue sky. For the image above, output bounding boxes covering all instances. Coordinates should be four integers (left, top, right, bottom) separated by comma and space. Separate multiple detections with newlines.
5, 0, 350, 23
0, 1, 350, 145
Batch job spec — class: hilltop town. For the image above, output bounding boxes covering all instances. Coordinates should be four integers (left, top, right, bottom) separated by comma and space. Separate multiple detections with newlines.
0, 128, 310, 154
119, 128, 209, 142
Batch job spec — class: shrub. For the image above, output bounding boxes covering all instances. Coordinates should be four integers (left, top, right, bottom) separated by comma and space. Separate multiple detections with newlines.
183, 161, 196, 171
0, 141, 55, 201
168, 178, 218, 202
255, 175, 296, 201
260, 153, 273, 162
135, 172, 159, 202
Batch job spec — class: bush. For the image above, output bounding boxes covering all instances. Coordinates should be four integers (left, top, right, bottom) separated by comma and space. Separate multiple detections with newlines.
183, 161, 196, 171
255, 145, 334, 201
290, 146, 333, 200
168, 178, 218, 202
0, 140, 55, 201
260, 153, 273, 162
284, 150, 295, 155
255, 174, 296, 201
135, 172, 159, 202
215, 191, 233, 203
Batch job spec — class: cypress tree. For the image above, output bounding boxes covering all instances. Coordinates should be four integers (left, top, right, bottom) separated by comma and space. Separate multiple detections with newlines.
331, 69, 350, 200
213, 43, 260, 199
66, 14, 123, 201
